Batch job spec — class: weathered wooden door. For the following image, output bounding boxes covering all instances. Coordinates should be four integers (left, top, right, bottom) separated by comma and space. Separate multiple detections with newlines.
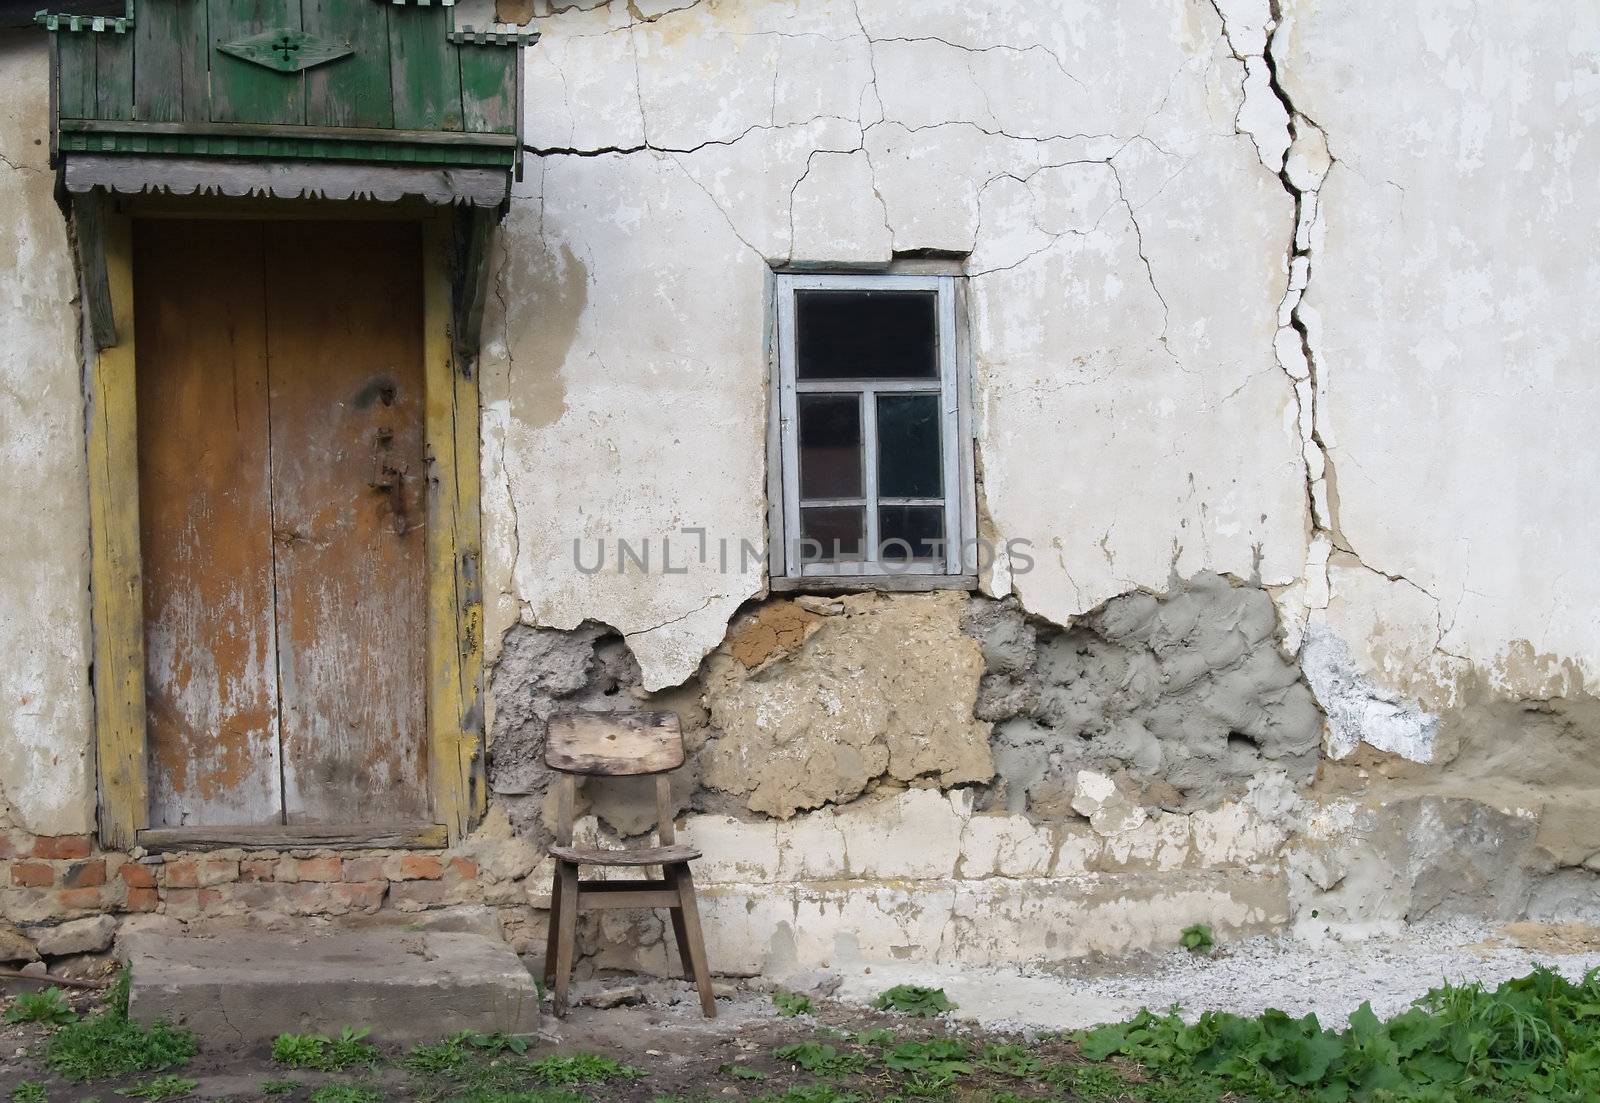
136, 219, 429, 829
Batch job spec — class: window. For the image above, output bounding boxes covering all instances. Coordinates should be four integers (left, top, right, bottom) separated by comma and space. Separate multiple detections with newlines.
770, 273, 972, 583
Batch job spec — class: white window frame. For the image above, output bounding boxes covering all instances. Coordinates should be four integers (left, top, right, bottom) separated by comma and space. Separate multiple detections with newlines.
768, 272, 974, 585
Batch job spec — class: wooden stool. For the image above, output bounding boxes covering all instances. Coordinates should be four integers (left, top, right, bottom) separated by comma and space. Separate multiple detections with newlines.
542, 710, 716, 1018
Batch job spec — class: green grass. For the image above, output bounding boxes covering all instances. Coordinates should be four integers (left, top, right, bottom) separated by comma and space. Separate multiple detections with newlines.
773, 1042, 868, 1077
10, 1083, 47, 1103
1179, 923, 1215, 955
308, 1085, 382, 1103
271, 1028, 378, 1072
525, 1053, 644, 1086
44, 974, 196, 1083
6, 988, 76, 1026
1076, 964, 1600, 1102
772, 991, 814, 1018
261, 1080, 298, 1097
119, 1075, 197, 1100
753, 1088, 865, 1103
872, 986, 955, 1018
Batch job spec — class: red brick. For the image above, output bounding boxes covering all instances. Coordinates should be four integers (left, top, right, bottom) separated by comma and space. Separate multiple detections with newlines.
124, 887, 158, 913
32, 835, 91, 860
296, 857, 342, 883
387, 881, 446, 911
198, 859, 239, 886
59, 887, 106, 911
0, 835, 21, 859
446, 856, 479, 881
335, 882, 387, 914
163, 858, 199, 889
240, 859, 276, 883
11, 862, 54, 888
396, 854, 444, 881
119, 863, 156, 889
164, 888, 203, 919
342, 857, 386, 882
62, 860, 107, 888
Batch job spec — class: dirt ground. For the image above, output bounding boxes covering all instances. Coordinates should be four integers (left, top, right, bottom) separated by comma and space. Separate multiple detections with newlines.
0, 975, 1149, 1103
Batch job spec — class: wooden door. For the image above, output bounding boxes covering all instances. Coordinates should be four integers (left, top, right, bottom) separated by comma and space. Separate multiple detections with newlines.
135, 219, 429, 829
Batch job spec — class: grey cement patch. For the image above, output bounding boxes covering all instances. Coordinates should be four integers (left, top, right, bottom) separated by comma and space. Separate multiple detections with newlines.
828, 920, 1600, 1033
970, 573, 1322, 814
488, 623, 704, 841
124, 929, 539, 1043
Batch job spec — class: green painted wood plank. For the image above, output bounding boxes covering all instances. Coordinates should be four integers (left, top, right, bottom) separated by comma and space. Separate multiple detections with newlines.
207, 0, 304, 125
303, 0, 393, 129
389, 6, 462, 132
457, 45, 515, 134
94, 30, 134, 120
57, 34, 96, 118
133, 0, 209, 122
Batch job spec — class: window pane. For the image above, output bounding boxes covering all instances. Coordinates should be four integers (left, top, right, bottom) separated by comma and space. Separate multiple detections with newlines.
879, 505, 944, 560
800, 506, 864, 561
798, 394, 862, 499
796, 290, 937, 380
877, 393, 942, 498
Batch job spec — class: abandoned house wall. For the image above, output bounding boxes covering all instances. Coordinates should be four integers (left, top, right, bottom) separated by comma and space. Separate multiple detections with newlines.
0, 35, 95, 838
1, 0, 1596, 974
465, 0, 1600, 974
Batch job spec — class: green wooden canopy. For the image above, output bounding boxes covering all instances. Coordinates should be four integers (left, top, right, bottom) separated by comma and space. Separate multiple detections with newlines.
41, 0, 536, 206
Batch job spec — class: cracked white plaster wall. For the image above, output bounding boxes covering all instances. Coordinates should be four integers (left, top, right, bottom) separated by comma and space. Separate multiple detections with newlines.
966, 0, 1309, 622
1276, 0, 1600, 699
0, 41, 95, 835
479, 152, 767, 689
493, 0, 1314, 683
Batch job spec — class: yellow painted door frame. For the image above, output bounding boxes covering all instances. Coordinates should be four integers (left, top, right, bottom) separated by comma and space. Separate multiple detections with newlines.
86, 201, 485, 849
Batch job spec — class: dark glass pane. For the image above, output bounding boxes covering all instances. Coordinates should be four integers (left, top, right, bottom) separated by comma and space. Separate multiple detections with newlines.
800, 506, 864, 561
796, 290, 937, 379
798, 394, 862, 499
879, 505, 944, 561
877, 393, 943, 498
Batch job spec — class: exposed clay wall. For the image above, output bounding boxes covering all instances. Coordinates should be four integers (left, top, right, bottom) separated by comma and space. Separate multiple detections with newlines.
0, 36, 95, 836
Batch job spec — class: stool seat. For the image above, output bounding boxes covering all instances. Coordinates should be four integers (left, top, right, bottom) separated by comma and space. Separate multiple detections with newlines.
549, 843, 701, 866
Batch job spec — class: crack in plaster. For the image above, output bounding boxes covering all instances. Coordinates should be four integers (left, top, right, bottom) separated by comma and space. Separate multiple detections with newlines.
1205, 3, 1437, 619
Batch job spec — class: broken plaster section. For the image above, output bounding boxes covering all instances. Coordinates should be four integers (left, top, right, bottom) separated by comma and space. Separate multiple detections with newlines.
486, 574, 1325, 844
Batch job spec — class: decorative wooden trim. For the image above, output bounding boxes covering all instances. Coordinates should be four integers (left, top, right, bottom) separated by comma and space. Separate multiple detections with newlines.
449, 27, 539, 46
63, 155, 510, 208
35, 12, 132, 32
424, 218, 486, 843
86, 212, 148, 850
138, 822, 448, 852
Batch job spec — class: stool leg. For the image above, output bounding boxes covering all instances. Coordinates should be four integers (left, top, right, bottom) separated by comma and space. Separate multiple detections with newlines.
670, 863, 716, 1018
552, 861, 580, 1017
543, 866, 563, 990
668, 895, 695, 983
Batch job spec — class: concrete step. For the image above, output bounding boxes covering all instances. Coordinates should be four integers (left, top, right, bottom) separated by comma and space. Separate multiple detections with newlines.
124, 929, 540, 1044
